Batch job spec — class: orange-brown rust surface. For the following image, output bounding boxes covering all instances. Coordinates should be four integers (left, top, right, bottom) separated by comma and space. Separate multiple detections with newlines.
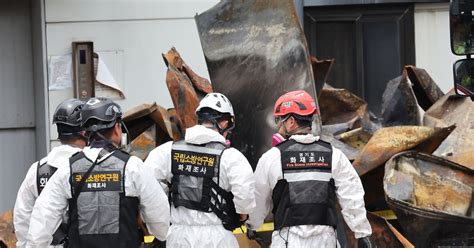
354, 125, 454, 176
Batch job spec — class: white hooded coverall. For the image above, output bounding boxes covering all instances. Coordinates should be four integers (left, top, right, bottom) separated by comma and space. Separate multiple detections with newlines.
14, 145, 81, 248
26, 146, 170, 247
247, 134, 372, 247
144, 125, 256, 248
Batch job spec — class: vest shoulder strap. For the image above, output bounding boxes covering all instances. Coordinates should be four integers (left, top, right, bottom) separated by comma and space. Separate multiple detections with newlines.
69, 151, 85, 165
275, 139, 293, 150
113, 150, 131, 163
316, 139, 332, 150
37, 160, 58, 195
37, 160, 46, 169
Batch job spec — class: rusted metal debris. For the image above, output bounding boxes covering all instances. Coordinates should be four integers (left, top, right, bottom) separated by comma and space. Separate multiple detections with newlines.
381, 70, 421, 127
162, 47, 213, 96
322, 116, 359, 136
321, 133, 360, 161
342, 212, 414, 248
450, 150, 474, 171
319, 84, 369, 125
129, 127, 157, 161
196, 0, 320, 167
123, 103, 183, 160
384, 151, 474, 247
353, 125, 455, 176
123, 102, 182, 142
424, 90, 474, 170
163, 48, 213, 130
0, 210, 15, 248
310, 56, 334, 99
318, 84, 382, 162
405, 65, 445, 111
321, 121, 374, 162
336, 127, 373, 151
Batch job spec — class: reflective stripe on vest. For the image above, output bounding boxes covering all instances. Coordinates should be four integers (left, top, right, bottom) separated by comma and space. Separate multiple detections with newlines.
273, 139, 337, 230
67, 150, 140, 248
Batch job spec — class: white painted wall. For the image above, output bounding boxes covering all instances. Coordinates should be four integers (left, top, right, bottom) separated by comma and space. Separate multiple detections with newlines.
414, 3, 461, 93
45, 0, 219, 143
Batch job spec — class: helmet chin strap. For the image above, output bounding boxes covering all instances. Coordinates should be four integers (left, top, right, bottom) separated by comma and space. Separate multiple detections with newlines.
87, 121, 131, 152
203, 117, 234, 136
88, 131, 118, 152
216, 121, 234, 136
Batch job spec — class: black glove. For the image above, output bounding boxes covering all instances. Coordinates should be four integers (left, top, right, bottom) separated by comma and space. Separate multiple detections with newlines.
246, 226, 257, 240
358, 236, 372, 248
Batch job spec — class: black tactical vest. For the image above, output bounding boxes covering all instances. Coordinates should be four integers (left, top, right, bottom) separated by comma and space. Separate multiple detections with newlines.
67, 150, 140, 248
170, 140, 241, 231
36, 160, 67, 245
272, 139, 337, 230
36, 160, 57, 195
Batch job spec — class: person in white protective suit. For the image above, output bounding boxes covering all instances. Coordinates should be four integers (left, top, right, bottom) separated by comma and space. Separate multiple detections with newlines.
14, 98, 87, 248
144, 92, 256, 248
247, 90, 372, 248
27, 97, 170, 248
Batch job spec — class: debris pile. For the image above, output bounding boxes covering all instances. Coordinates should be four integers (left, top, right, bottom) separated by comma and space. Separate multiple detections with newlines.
2, 0, 473, 247
316, 65, 473, 247
0, 210, 15, 247
122, 48, 214, 160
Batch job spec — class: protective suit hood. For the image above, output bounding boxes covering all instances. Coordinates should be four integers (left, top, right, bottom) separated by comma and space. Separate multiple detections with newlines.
45, 144, 82, 168
289, 134, 320, 144
185, 125, 226, 145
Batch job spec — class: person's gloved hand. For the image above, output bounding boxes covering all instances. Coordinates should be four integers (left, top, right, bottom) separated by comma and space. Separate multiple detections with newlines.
246, 224, 257, 240
358, 236, 372, 248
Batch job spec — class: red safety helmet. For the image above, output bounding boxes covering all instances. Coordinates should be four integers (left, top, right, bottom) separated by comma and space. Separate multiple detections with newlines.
273, 90, 318, 117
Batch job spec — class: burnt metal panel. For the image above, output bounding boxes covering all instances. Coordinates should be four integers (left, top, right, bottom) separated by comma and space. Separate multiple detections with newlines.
196, 0, 320, 167
384, 151, 474, 247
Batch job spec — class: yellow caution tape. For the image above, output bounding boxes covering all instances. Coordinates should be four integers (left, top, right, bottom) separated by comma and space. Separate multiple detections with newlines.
372, 210, 397, 220
144, 235, 155, 243
144, 223, 274, 241
147, 211, 395, 239
232, 222, 274, 234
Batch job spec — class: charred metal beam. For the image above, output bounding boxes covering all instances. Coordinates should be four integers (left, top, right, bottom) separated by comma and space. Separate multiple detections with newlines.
196, 0, 320, 166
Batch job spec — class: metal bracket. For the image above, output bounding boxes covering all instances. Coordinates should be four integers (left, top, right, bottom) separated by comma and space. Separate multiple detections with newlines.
72, 41, 95, 100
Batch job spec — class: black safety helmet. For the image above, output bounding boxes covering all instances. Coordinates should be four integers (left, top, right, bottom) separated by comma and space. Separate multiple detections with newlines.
81, 97, 123, 132
53, 98, 85, 139
53, 98, 84, 127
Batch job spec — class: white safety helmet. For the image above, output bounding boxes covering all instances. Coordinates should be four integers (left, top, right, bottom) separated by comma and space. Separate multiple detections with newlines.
196, 92, 235, 117
196, 93, 235, 134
